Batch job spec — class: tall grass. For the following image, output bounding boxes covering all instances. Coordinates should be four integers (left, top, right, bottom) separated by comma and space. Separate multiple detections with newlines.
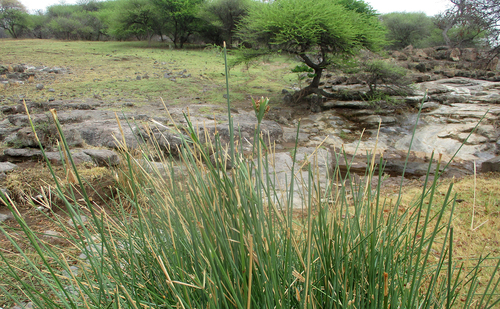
0, 45, 499, 309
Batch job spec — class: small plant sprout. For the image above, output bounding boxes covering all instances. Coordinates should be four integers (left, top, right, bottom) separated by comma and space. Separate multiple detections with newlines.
252, 96, 270, 123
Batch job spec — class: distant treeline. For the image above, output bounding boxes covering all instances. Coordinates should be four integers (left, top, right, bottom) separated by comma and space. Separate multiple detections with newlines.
0, 0, 495, 50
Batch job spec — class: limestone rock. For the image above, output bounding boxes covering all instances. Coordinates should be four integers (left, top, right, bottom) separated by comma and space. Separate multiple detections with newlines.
355, 115, 397, 128
83, 149, 120, 166
0, 213, 13, 224
461, 48, 477, 62
282, 127, 310, 144
449, 48, 460, 61
198, 114, 283, 148
477, 125, 499, 141
457, 133, 488, 145
42, 230, 69, 246
0, 162, 18, 173
391, 50, 408, 61
134, 125, 184, 156
3, 148, 43, 162
140, 160, 186, 179
44, 151, 92, 165
322, 100, 370, 109
481, 156, 500, 173
67, 215, 88, 227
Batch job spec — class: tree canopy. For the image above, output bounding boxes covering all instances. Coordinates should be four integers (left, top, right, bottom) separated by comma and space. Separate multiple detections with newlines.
435, 0, 489, 47
2, 0, 498, 60
0, 0, 30, 38
200, 0, 249, 46
381, 13, 434, 49
237, 0, 386, 99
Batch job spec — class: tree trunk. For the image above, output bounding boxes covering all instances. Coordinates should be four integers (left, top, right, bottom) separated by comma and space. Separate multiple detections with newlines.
442, 25, 452, 47
7, 26, 17, 38
292, 67, 323, 101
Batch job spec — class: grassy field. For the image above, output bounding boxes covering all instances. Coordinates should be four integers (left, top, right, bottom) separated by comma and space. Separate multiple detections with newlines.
0, 39, 297, 108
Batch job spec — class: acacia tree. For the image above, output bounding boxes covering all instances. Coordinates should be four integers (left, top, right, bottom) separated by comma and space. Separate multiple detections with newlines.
381, 12, 434, 49
477, 0, 500, 55
434, 0, 488, 47
152, 0, 203, 48
201, 0, 249, 46
110, 0, 163, 42
237, 0, 385, 100
0, 0, 30, 38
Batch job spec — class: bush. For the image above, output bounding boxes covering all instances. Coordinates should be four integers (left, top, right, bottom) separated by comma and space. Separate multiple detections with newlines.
362, 59, 412, 97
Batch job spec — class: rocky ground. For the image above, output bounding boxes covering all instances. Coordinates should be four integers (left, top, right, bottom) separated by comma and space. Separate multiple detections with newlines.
0, 46, 500, 210
1, 44, 500, 308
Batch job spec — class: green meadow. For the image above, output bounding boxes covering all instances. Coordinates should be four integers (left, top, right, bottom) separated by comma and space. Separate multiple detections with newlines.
1, 40, 297, 108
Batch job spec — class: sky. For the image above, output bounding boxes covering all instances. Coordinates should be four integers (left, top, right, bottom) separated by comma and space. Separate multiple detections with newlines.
20, 0, 452, 16
365, 0, 451, 16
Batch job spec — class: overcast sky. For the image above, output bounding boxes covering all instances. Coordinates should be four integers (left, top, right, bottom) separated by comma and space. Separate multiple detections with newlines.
20, 0, 452, 16
366, 0, 451, 16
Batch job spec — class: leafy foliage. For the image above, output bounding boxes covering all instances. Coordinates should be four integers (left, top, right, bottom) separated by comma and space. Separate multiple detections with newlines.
151, 0, 204, 48
381, 12, 434, 49
199, 0, 249, 46
108, 0, 161, 41
362, 59, 412, 96
434, 0, 491, 48
236, 0, 386, 99
43, 2, 110, 40
0, 0, 30, 38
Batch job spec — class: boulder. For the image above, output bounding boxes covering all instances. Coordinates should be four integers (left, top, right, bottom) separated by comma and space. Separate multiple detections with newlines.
487, 57, 499, 71
0, 213, 13, 224
328, 76, 347, 85
0, 162, 18, 173
462, 48, 477, 62
198, 113, 283, 148
44, 151, 92, 165
449, 48, 461, 61
3, 148, 43, 162
83, 149, 120, 167
345, 76, 362, 85
355, 115, 397, 128
322, 100, 370, 109
481, 156, 500, 173
282, 127, 310, 144
415, 63, 431, 73
392, 51, 408, 61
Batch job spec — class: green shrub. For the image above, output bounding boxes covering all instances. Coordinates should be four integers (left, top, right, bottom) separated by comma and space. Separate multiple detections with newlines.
363, 59, 412, 98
